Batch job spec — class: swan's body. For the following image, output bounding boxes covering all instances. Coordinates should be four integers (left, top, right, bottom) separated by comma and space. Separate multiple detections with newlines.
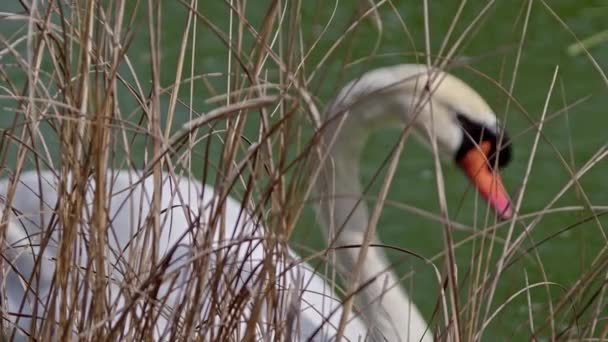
1, 64, 512, 341
1, 170, 368, 341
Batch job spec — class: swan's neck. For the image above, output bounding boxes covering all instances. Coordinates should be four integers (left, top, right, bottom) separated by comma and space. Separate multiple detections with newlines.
315, 108, 430, 341
319, 122, 369, 238
317, 98, 397, 243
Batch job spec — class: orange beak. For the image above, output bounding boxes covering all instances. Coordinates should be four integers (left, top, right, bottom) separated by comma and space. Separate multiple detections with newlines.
458, 141, 513, 220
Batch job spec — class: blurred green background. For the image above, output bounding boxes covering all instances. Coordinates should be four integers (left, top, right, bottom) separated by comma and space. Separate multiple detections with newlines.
1, 0, 607, 340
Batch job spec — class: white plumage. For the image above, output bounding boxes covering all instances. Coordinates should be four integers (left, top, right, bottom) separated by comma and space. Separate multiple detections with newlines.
2, 171, 368, 341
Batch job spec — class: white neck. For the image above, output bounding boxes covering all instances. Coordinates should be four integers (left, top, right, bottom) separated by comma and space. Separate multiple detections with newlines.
315, 106, 431, 341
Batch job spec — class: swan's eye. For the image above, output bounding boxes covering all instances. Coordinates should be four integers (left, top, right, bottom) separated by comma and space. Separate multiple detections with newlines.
454, 113, 512, 170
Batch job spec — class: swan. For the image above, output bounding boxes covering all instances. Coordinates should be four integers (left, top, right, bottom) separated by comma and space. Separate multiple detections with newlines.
0, 64, 513, 341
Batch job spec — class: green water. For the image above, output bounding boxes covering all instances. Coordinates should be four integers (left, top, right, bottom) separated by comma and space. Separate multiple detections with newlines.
1, 1, 607, 340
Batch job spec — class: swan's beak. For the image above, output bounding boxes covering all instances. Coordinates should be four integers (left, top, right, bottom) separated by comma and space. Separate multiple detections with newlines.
458, 141, 513, 220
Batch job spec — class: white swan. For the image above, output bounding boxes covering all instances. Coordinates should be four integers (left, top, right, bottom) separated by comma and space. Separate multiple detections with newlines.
0, 64, 513, 341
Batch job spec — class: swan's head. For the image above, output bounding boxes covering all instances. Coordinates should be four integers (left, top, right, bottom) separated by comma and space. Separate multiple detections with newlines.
401, 65, 513, 219
331, 64, 514, 219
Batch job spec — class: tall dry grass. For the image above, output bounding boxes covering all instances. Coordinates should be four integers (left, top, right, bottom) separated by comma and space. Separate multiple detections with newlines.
0, 0, 606, 341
